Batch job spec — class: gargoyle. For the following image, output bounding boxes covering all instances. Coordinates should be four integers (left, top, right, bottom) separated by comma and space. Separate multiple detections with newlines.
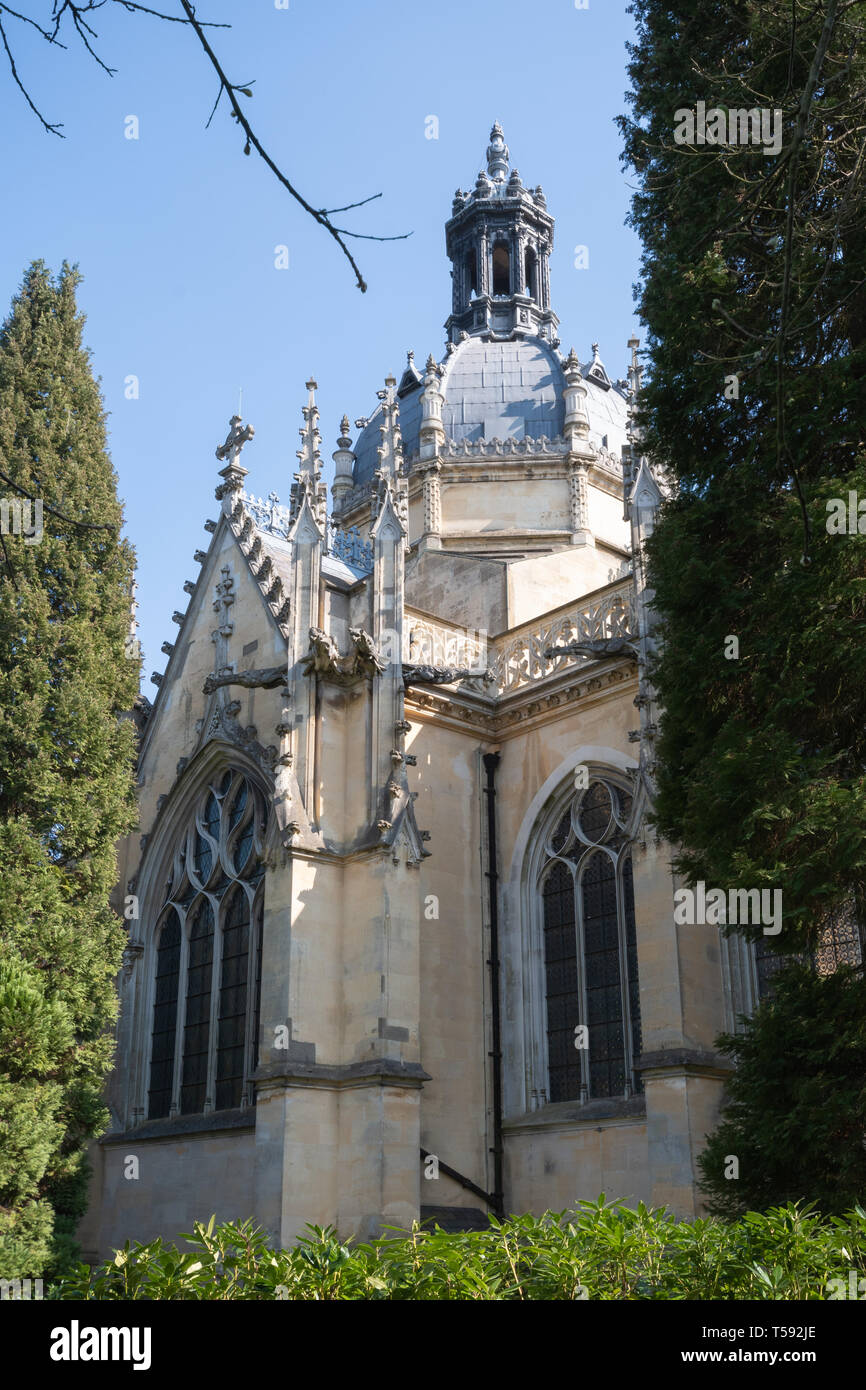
349, 627, 387, 677
203, 667, 286, 694
301, 626, 387, 684
301, 627, 342, 678
402, 664, 493, 686
543, 636, 639, 661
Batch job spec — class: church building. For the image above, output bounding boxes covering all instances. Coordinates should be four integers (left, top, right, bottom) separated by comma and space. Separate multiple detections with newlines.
83, 125, 765, 1258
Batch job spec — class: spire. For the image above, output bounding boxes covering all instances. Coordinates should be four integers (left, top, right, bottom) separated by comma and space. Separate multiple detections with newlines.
289, 379, 327, 532
370, 376, 408, 540
486, 121, 510, 183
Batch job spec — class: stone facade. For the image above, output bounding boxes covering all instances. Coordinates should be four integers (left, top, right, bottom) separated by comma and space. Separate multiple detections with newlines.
81, 126, 751, 1260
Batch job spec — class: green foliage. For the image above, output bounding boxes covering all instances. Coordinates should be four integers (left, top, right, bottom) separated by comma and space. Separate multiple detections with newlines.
51, 1198, 866, 1300
698, 963, 866, 1218
0, 262, 139, 1279
619, 2, 866, 946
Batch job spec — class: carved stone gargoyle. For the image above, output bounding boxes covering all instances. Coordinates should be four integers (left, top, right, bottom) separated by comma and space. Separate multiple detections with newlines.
203, 666, 286, 694
301, 626, 388, 685
402, 664, 494, 687
543, 636, 639, 662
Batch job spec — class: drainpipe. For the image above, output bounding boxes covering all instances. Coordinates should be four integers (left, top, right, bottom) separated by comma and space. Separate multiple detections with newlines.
482, 751, 504, 1216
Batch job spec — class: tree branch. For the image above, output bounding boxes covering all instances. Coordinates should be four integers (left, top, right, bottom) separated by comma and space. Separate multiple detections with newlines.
178, 0, 410, 290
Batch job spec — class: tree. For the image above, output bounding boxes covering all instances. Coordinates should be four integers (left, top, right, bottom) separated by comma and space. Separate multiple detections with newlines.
618, 0, 866, 950
0, 2, 409, 291
697, 963, 866, 1217
0, 261, 139, 1277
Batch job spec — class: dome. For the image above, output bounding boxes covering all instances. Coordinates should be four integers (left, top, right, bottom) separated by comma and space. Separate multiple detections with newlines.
351, 335, 630, 486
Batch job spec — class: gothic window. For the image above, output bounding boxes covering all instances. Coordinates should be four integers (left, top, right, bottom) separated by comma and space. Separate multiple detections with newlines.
539, 777, 642, 1103
147, 768, 266, 1120
147, 910, 181, 1120
755, 900, 864, 1003
492, 242, 510, 295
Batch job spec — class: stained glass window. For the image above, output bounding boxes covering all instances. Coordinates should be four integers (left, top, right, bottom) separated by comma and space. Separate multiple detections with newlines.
147, 768, 265, 1120
216, 888, 250, 1111
148, 910, 180, 1119
540, 776, 642, 1103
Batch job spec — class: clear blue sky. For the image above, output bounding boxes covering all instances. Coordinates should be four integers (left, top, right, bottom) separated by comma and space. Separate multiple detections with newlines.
0, 0, 640, 680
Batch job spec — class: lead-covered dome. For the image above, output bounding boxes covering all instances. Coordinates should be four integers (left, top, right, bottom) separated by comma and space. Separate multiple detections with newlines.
351, 336, 628, 486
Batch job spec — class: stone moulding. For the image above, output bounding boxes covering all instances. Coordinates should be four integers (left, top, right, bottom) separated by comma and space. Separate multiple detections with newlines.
634, 1049, 735, 1079
101, 1107, 255, 1145
405, 662, 636, 738
502, 1094, 647, 1132
254, 1058, 431, 1091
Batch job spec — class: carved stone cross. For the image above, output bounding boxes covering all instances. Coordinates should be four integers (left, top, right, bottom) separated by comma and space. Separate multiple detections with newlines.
216, 415, 255, 464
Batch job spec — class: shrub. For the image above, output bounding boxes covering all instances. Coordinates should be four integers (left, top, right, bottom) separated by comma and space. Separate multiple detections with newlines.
51, 1197, 866, 1301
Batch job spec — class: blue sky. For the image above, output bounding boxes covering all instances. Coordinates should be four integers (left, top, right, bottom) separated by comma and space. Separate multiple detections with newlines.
0, 0, 640, 679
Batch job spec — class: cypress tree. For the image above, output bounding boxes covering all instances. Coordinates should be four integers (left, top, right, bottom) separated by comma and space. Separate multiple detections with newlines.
619, 2, 866, 949
0, 261, 138, 1277
697, 963, 866, 1217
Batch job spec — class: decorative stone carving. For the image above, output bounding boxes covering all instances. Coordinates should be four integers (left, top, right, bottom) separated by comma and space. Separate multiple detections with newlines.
544, 636, 639, 661
300, 626, 386, 684
402, 664, 492, 687
215, 415, 255, 463
202, 667, 286, 694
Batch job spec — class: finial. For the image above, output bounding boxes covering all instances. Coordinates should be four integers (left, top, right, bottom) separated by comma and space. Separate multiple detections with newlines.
215, 415, 255, 463
564, 347, 581, 373
592, 342, 600, 360
339, 413, 351, 440
486, 121, 510, 183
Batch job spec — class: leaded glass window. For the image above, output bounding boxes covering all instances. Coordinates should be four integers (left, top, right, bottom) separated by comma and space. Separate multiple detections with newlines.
148, 910, 181, 1120
539, 777, 642, 1103
147, 768, 266, 1120
756, 899, 864, 1002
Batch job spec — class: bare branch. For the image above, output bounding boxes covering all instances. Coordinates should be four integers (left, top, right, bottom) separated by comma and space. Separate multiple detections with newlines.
178, 0, 410, 290
0, 13, 64, 134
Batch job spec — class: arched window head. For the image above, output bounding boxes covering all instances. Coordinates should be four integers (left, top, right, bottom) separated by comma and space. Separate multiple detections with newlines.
492, 242, 510, 296
539, 776, 641, 1104
147, 768, 266, 1121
